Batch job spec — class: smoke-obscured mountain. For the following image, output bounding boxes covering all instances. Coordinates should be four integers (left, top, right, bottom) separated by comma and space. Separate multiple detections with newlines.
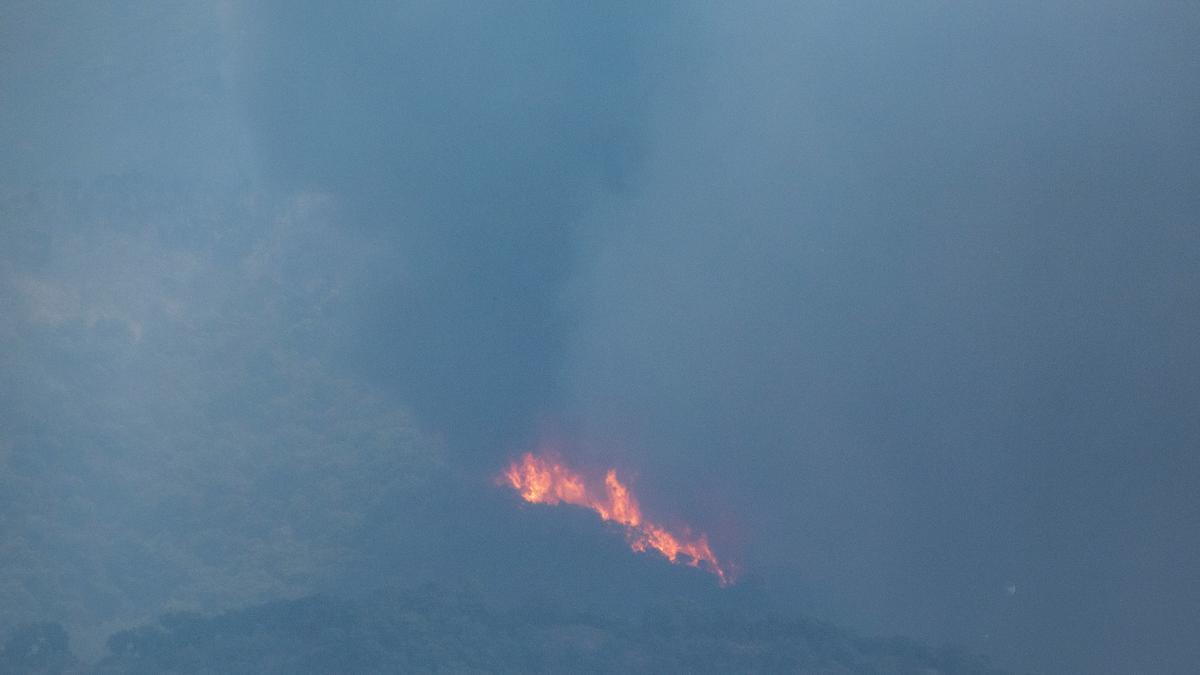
0, 181, 445, 655
4, 3, 1199, 673
6, 584, 1005, 675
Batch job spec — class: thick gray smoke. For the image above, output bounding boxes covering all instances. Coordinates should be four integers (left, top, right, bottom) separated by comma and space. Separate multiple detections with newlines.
562, 5, 1200, 672
229, 1, 666, 461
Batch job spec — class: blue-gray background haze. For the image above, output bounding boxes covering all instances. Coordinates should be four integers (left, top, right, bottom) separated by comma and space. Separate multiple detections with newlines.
2, 2, 1198, 673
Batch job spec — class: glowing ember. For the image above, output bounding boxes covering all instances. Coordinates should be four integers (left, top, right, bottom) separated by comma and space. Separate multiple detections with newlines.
500, 452, 732, 585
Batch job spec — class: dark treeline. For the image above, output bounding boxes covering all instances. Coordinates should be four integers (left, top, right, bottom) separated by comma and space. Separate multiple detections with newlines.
4, 584, 1005, 675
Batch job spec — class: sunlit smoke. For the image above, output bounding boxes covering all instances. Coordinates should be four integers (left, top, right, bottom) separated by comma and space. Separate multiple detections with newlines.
500, 451, 732, 585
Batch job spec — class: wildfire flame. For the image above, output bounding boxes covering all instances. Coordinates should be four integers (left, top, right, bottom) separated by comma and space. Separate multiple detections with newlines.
501, 452, 732, 585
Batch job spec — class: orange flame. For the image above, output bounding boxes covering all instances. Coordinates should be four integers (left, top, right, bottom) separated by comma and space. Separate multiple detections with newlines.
501, 452, 731, 585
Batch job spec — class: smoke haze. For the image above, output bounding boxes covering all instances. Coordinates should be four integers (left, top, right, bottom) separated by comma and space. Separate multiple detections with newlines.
2, 2, 1199, 673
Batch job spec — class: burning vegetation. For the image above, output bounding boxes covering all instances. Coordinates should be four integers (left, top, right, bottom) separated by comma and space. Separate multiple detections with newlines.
501, 452, 732, 585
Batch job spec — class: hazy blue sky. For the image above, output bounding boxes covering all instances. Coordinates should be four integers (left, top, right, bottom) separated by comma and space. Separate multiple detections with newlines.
3, 3, 1198, 673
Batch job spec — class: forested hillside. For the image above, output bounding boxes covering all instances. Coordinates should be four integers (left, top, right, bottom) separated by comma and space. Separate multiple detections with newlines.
4, 585, 1005, 674
0, 181, 444, 655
